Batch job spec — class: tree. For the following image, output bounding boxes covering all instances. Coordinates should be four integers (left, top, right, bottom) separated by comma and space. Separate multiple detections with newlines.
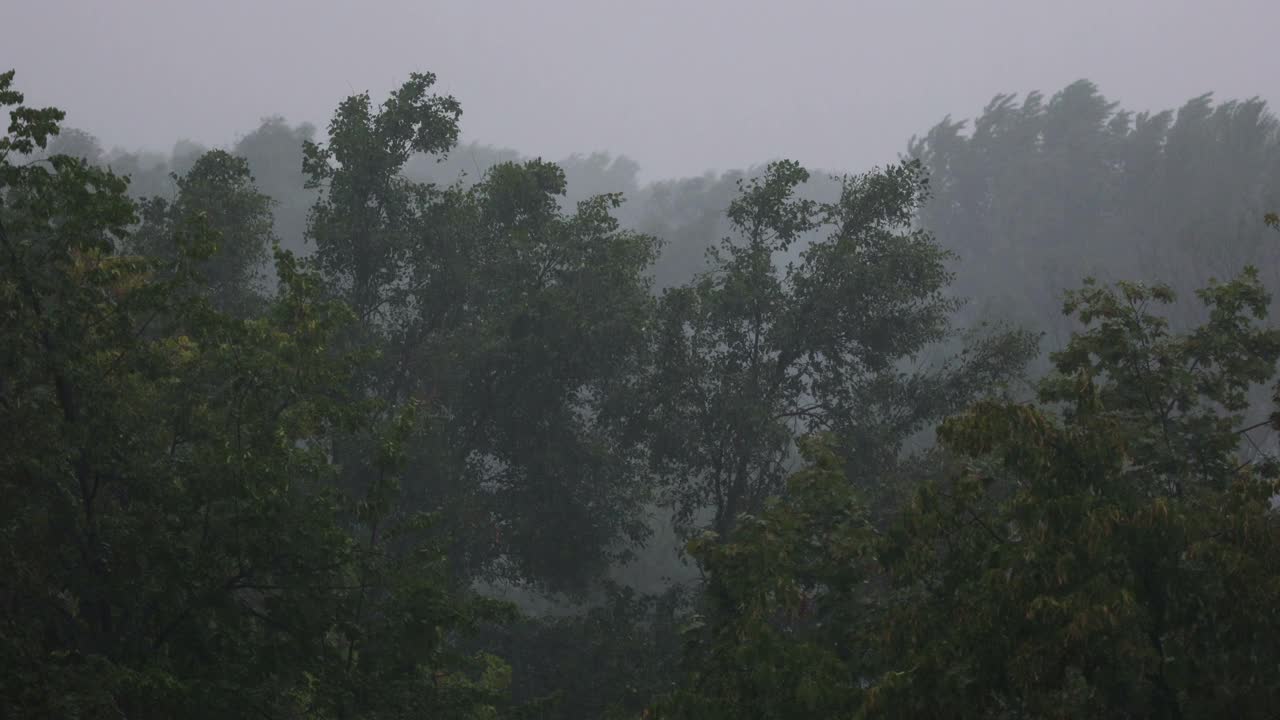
870, 269, 1280, 718
909, 81, 1280, 354
474, 581, 689, 720
44, 126, 104, 165
130, 149, 276, 315
304, 76, 661, 593
0, 69, 510, 719
656, 269, 1280, 719
411, 160, 660, 589
653, 437, 878, 720
302, 72, 462, 318
648, 159, 1035, 538
232, 116, 320, 255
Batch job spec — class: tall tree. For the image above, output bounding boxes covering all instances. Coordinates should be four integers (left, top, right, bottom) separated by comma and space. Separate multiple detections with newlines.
0, 70, 510, 719
870, 269, 1280, 718
302, 72, 462, 318
130, 149, 276, 315
656, 269, 1280, 719
648, 159, 1035, 537
653, 437, 878, 720
304, 76, 661, 593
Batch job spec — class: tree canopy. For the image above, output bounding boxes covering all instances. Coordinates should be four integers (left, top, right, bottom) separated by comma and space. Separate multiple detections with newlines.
4, 67, 1280, 720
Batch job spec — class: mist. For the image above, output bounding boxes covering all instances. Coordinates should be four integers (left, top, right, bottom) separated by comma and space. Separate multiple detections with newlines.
5, 2, 1280, 718
8, 0, 1278, 180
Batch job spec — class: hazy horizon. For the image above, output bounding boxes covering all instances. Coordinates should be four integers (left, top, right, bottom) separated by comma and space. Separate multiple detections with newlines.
6, 0, 1279, 181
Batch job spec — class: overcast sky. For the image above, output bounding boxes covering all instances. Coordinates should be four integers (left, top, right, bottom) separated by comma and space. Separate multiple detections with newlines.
5, 0, 1278, 181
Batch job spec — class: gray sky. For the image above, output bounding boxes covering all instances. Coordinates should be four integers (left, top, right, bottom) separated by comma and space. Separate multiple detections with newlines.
5, 0, 1278, 181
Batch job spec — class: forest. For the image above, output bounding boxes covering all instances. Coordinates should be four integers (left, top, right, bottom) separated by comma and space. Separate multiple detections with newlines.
3, 66, 1280, 719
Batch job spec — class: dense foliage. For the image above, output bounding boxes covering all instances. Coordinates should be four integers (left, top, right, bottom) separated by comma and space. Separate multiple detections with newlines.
0, 70, 511, 718
4, 67, 1280, 719
647, 159, 1034, 537
657, 269, 1280, 719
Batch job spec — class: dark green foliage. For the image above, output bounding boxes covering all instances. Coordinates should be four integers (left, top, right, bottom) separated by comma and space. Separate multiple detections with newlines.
660, 269, 1280, 719
0, 69, 509, 720
653, 437, 878, 719
648, 158, 1036, 537
8, 63, 1280, 720
473, 583, 688, 720
303, 77, 661, 594
302, 71, 462, 315
403, 160, 660, 590
870, 269, 1280, 718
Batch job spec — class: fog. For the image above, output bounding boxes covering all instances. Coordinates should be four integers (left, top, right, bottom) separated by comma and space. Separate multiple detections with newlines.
8, 0, 1278, 180
6, 3, 1280, 718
